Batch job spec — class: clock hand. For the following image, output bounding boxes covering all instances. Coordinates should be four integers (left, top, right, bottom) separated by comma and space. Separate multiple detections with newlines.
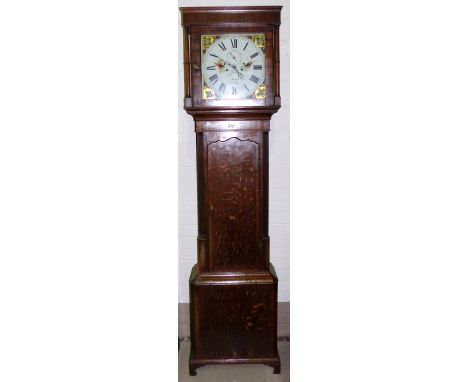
225, 61, 237, 69
224, 61, 239, 72
228, 52, 237, 61
225, 62, 244, 79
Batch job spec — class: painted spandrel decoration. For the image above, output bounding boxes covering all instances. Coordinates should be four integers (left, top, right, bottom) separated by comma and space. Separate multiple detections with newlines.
202, 34, 266, 100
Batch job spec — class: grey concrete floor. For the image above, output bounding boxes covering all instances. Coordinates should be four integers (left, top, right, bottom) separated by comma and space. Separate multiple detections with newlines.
178, 339, 290, 382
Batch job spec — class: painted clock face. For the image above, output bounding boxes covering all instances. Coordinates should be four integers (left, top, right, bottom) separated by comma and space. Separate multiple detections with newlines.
201, 34, 266, 100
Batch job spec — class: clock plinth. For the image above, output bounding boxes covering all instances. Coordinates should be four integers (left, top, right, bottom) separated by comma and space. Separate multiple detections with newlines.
180, 6, 282, 376
188, 264, 280, 376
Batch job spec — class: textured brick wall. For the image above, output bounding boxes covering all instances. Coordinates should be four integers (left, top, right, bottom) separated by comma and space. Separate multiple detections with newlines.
178, 0, 290, 303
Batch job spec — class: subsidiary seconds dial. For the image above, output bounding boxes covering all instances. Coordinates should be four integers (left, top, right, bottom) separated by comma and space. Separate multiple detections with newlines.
201, 34, 266, 100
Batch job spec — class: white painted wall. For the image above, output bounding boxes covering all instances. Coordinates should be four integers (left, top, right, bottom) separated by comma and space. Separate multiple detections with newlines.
178, 0, 290, 303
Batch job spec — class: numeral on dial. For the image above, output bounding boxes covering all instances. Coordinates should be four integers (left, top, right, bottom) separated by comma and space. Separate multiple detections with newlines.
250, 52, 259, 59
243, 42, 248, 51
206, 65, 215, 70
253, 65, 262, 70
231, 39, 237, 48
250, 75, 260, 84
209, 53, 219, 58
209, 73, 219, 85
219, 82, 226, 94
218, 42, 226, 51
232, 86, 237, 95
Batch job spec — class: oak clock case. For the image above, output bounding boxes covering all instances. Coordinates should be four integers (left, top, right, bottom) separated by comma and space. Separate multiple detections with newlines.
180, 7, 282, 376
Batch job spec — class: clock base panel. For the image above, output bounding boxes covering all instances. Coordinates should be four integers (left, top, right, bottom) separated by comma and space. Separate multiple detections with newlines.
189, 264, 280, 375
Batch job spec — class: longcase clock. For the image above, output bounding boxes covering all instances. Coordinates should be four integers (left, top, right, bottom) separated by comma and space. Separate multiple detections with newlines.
179, 6, 282, 376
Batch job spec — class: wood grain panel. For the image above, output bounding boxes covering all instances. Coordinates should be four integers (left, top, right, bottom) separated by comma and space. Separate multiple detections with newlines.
194, 283, 276, 359
207, 137, 260, 271
180, 6, 282, 27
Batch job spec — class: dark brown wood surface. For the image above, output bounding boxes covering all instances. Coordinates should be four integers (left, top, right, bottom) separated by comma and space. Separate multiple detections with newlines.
180, 6, 282, 376
180, 6, 281, 27
194, 281, 276, 358
189, 265, 280, 375
207, 136, 260, 271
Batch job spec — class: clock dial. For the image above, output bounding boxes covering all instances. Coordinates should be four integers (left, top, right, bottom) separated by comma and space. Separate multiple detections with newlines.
201, 34, 266, 100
